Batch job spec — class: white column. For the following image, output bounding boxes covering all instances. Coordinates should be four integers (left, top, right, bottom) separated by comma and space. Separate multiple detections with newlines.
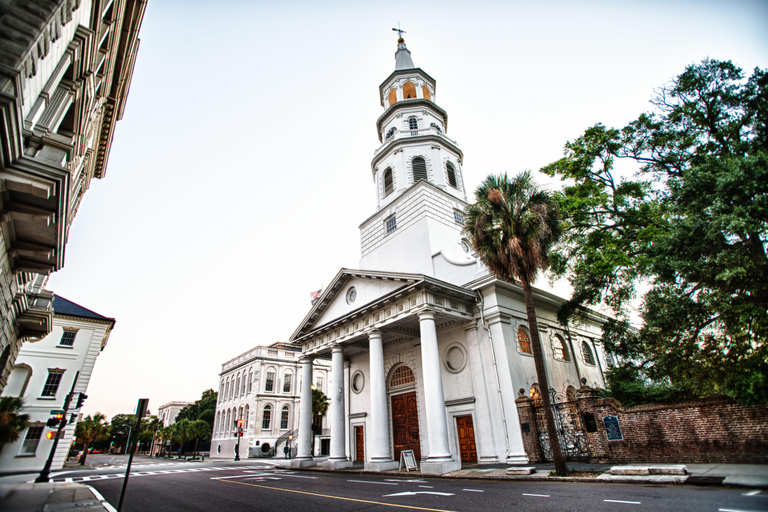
292, 356, 315, 467
418, 310, 461, 474
324, 344, 352, 469
365, 329, 398, 471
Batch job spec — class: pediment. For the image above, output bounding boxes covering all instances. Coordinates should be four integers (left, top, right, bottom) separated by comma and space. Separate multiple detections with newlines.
290, 268, 423, 341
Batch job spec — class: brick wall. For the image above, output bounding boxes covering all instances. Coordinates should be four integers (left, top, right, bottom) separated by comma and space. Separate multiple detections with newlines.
516, 386, 768, 464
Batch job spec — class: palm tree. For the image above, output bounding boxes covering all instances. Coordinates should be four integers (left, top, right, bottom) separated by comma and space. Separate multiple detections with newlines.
171, 419, 191, 458
0, 397, 30, 454
189, 419, 210, 458
464, 171, 568, 475
75, 413, 109, 465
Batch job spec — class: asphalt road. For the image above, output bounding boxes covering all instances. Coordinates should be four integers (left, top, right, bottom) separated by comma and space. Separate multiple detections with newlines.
51, 457, 767, 512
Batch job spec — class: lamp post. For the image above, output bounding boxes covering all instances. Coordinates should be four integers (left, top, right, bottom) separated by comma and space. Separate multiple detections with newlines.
288, 435, 293, 459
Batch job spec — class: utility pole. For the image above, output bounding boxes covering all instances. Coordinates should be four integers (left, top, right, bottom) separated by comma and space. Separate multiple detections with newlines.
117, 398, 149, 512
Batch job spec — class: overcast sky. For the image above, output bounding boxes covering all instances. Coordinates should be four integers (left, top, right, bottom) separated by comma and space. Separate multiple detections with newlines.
46, 0, 768, 419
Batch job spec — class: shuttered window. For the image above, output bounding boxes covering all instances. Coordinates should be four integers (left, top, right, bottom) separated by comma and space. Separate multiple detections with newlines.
446, 162, 458, 188
412, 157, 427, 182
383, 168, 394, 196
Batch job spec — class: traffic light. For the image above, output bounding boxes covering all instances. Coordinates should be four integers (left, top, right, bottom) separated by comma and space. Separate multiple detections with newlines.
46, 413, 64, 428
76, 393, 87, 409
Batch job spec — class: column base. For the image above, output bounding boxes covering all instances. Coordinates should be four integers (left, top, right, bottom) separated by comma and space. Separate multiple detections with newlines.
290, 459, 317, 468
478, 455, 499, 464
323, 459, 353, 470
364, 460, 399, 472
420, 459, 462, 475
506, 453, 530, 465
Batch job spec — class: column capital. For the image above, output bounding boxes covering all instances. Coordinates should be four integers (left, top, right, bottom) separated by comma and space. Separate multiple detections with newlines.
418, 309, 437, 321
331, 344, 344, 354
367, 329, 383, 340
299, 356, 314, 364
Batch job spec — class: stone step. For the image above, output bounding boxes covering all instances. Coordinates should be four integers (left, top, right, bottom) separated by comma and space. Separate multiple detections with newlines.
611, 465, 687, 476
506, 466, 536, 475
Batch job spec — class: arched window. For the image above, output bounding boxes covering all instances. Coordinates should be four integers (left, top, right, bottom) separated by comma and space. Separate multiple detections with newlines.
403, 81, 416, 99
241, 374, 246, 394
262, 405, 272, 430
244, 405, 249, 430
390, 365, 415, 387
281, 405, 290, 430
235, 375, 240, 397
225, 379, 230, 400
383, 168, 394, 196
553, 335, 570, 361
408, 116, 418, 131
422, 85, 431, 100
215, 411, 220, 436
247, 371, 253, 394
446, 162, 457, 188
388, 88, 397, 106
412, 157, 427, 182
226, 409, 231, 435
518, 327, 532, 354
283, 373, 292, 393
582, 341, 595, 365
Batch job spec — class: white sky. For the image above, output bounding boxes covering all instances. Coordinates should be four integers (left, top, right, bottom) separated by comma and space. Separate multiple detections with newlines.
47, 0, 768, 419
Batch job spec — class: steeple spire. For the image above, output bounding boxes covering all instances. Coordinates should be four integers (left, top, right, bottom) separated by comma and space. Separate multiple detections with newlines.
392, 26, 415, 70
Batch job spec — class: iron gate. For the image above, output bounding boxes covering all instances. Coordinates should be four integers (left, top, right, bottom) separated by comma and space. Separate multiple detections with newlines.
533, 388, 589, 461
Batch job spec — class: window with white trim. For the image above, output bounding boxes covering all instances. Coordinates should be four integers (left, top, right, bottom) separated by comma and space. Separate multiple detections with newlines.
283, 374, 292, 393
262, 405, 272, 430
383, 168, 394, 197
446, 162, 458, 188
385, 215, 397, 234
41, 370, 64, 397
412, 157, 427, 182
20, 426, 44, 455
454, 210, 464, 225
265, 372, 275, 392
281, 406, 290, 430
59, 330, 77, 347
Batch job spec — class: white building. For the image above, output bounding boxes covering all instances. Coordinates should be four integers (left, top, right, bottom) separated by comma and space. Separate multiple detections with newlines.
157, 401, 192, 428
0, 0, 145, 392
287, 37, 611, 475
210, 342, 330, 460
0, 295, 114, 473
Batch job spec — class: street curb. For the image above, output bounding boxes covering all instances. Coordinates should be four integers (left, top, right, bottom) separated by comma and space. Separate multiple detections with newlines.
86, 485, 117, 512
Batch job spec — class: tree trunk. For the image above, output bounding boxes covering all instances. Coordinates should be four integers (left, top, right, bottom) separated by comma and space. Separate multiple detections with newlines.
521, 278, 568, 475
78, 439, 89, 465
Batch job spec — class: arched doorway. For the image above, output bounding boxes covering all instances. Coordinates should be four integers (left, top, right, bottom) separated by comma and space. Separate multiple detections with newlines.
389, 365, 421, 462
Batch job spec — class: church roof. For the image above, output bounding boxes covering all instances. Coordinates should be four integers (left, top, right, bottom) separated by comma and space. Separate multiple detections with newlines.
52, 295, 115, 325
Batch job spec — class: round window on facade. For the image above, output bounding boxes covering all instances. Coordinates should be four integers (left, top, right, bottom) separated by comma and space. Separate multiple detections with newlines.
346, 287, 357, 304
260, 442, 270, 454
443, 344, 467, 373
460, 239, 470, 253
351, 371, 365, 394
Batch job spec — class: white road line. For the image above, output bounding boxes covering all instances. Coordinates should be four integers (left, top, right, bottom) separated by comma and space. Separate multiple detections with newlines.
463, 489, 484, 492
348, 479, 399, 485
418, 485, 433, 489
605, 499, 641, 505
86, 485, 117, 512
743, 490, 762, 496
719, 509, 765, 512
385, 479, 426, 483
211, 475, 256, 480
277, 474, 318, 479
523, 493, 550, 497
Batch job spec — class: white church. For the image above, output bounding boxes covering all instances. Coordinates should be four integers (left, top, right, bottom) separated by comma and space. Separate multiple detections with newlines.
284, 36, 610, 475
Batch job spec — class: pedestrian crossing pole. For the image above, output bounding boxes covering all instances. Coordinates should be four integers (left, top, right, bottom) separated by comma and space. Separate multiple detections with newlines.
35, 371, 79, 483
117, 398, 149, 512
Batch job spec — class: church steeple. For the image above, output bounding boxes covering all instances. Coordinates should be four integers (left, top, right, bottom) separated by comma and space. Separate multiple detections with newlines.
359, 35, 476, 284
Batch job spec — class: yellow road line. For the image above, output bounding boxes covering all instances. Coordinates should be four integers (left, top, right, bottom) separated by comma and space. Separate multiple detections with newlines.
213, 477, 456, 512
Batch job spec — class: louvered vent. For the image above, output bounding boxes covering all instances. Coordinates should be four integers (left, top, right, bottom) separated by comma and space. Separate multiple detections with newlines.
412, 157, 427, 182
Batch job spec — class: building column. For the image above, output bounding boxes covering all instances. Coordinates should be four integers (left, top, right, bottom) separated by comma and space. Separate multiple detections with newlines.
365, 329, 398, 471
324, 344, 352, 469
291, 356, 315, 467
418, 310, 461, 474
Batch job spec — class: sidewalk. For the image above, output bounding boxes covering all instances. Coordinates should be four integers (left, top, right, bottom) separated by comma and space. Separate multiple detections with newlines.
1, 461, 765, 511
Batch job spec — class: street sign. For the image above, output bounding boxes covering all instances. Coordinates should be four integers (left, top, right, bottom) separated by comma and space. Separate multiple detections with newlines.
49, 410, 64, 414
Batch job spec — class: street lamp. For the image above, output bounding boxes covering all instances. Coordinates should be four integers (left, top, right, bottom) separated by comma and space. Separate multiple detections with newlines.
288, 435, 293, 460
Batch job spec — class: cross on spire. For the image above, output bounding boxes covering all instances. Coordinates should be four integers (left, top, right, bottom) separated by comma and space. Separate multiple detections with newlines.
392, 24, 406, 39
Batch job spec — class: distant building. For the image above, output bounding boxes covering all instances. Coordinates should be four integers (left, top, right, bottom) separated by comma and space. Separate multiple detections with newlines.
0, 0, 146, 390
210, 342, 331, 459
0, 295, 114, 474
157, 401, 192, 428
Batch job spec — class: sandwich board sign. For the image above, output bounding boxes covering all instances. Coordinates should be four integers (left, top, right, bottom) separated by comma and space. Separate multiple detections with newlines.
399, 450, 418, 472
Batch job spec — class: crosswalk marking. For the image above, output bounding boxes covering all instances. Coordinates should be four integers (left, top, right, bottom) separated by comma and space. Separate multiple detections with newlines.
51, 466, 246, 483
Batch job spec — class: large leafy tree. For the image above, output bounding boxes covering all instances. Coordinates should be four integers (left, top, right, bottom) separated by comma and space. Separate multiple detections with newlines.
544, 59, 767, 404
75, 413, 109, 465
109, 414, 135, 454
464, 171, 567, 475
176, 389, 217, 430
0, 397, 29, 454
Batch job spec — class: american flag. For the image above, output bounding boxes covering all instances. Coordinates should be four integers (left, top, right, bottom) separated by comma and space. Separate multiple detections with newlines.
310, 289, 322, 304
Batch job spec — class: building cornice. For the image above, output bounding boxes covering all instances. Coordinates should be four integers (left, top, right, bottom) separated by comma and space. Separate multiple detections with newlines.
375, 98, 448, 142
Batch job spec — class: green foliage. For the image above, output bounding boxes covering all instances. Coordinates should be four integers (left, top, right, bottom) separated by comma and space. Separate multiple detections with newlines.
0, 397, 30, 451
75, 413, 109, 465
176, 389, 217, 430
312, 388, 329, 419
544, 59, 768, 404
